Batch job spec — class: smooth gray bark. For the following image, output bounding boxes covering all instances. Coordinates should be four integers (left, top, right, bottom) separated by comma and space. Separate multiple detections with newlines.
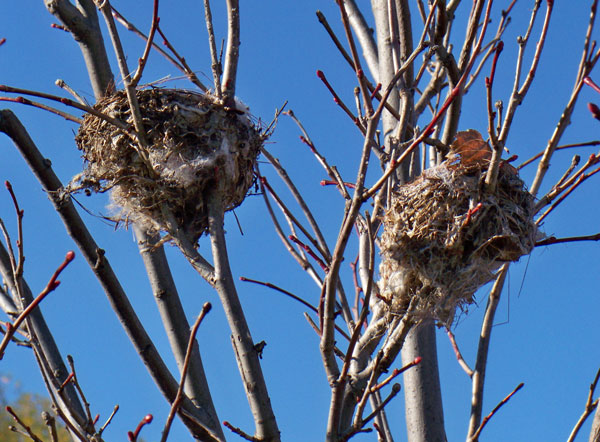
401, 321, 447, 442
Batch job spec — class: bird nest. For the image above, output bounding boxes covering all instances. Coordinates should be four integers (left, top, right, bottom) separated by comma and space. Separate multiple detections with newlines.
71, 88, 263, 241
379, 132, 537, 324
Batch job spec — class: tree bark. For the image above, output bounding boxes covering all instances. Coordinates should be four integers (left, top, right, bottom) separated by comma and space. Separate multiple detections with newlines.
401, 321, 447, 442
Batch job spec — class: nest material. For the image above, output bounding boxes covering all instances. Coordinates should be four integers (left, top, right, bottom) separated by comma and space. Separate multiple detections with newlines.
73, 88, 263, 241
379, 161, 537, 324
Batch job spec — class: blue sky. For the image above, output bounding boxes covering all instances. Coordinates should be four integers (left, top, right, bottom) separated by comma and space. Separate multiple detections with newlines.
1, 1, 600, 441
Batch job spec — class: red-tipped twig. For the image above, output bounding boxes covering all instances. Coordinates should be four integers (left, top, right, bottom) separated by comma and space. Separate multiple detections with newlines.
290, 116, 351, 199
585, 76, 600, 94
320, 180, 356, 189
588, 102, 600, 121
314, 11, 400, 120
0, 96, 81, 123
50, 23, 68, 32
130, 0, 160, 87
470, 383, 524, 441
289, 235, 329, 273
447, 330, 473, 377
535, 153, 600, 216
537, 161, 600, 223
128, 414, 153, 442
371, 357, 422, 394
160, 302, 212, 442
316, 69, 361, 127
260, 176, 328, 259
0, 84, 128, 129
0, 251, 75, 359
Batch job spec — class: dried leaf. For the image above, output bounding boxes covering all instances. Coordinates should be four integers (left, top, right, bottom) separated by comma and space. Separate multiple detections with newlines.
449, 129, 492, 166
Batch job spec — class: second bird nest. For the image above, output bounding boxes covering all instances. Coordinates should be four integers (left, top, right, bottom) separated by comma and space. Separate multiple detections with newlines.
379, 132, 537, 324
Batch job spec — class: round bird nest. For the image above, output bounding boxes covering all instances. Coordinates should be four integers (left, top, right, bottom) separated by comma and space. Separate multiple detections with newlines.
72, 88, 263, 241
379, 141, 537, 325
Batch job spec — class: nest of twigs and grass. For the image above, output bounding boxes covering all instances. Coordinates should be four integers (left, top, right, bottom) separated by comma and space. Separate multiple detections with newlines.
379, 132, 537, 325
71, 88, 263, 241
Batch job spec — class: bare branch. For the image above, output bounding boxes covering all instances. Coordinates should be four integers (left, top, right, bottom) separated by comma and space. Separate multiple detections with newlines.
467, 265, 509, 439
470, 383, 524, 441
136, 227, 223, 440
130, 0, 160, 87
205, 189, 280, 440
344, 0, 379, 82
530, 0, 599, 196
569, 368, 600, 442
160, 303, 217, 442
203, 0, 223, 97
222, 0, 240, 104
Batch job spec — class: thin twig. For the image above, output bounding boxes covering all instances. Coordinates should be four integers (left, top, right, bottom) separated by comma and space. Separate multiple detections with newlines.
0, 251, 75, 360
223, 421, 259, 441
111, 6, 207, 91
203, 0, 222, 97
155, 25, 208, 92
530, 0, 599, 196
55, 79, 86, 105
467, 265, 509, 439
470, 383, 524, 441
130, 0, 160, 86
518, 141, 600, 170
5, 406, 44, 442
447, 330, 474, 377
99, 405, 119, 436
0, 96, 81, 124
160, 303, 213, 442
261, 146, 332, 257
535, 233, 600, 247
0, 84, 129, 130
567, 367, 600, 442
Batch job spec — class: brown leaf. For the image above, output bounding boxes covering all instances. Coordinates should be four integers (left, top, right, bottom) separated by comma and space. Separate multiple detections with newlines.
449, 129, 492, 166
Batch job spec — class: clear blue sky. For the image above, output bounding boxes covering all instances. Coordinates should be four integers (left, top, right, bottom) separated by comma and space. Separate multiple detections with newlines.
1, 1, 599, 441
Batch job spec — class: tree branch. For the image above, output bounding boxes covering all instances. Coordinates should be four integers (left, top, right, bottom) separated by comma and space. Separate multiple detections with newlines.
44, 0, 114, 99
206, 189, 280, 441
